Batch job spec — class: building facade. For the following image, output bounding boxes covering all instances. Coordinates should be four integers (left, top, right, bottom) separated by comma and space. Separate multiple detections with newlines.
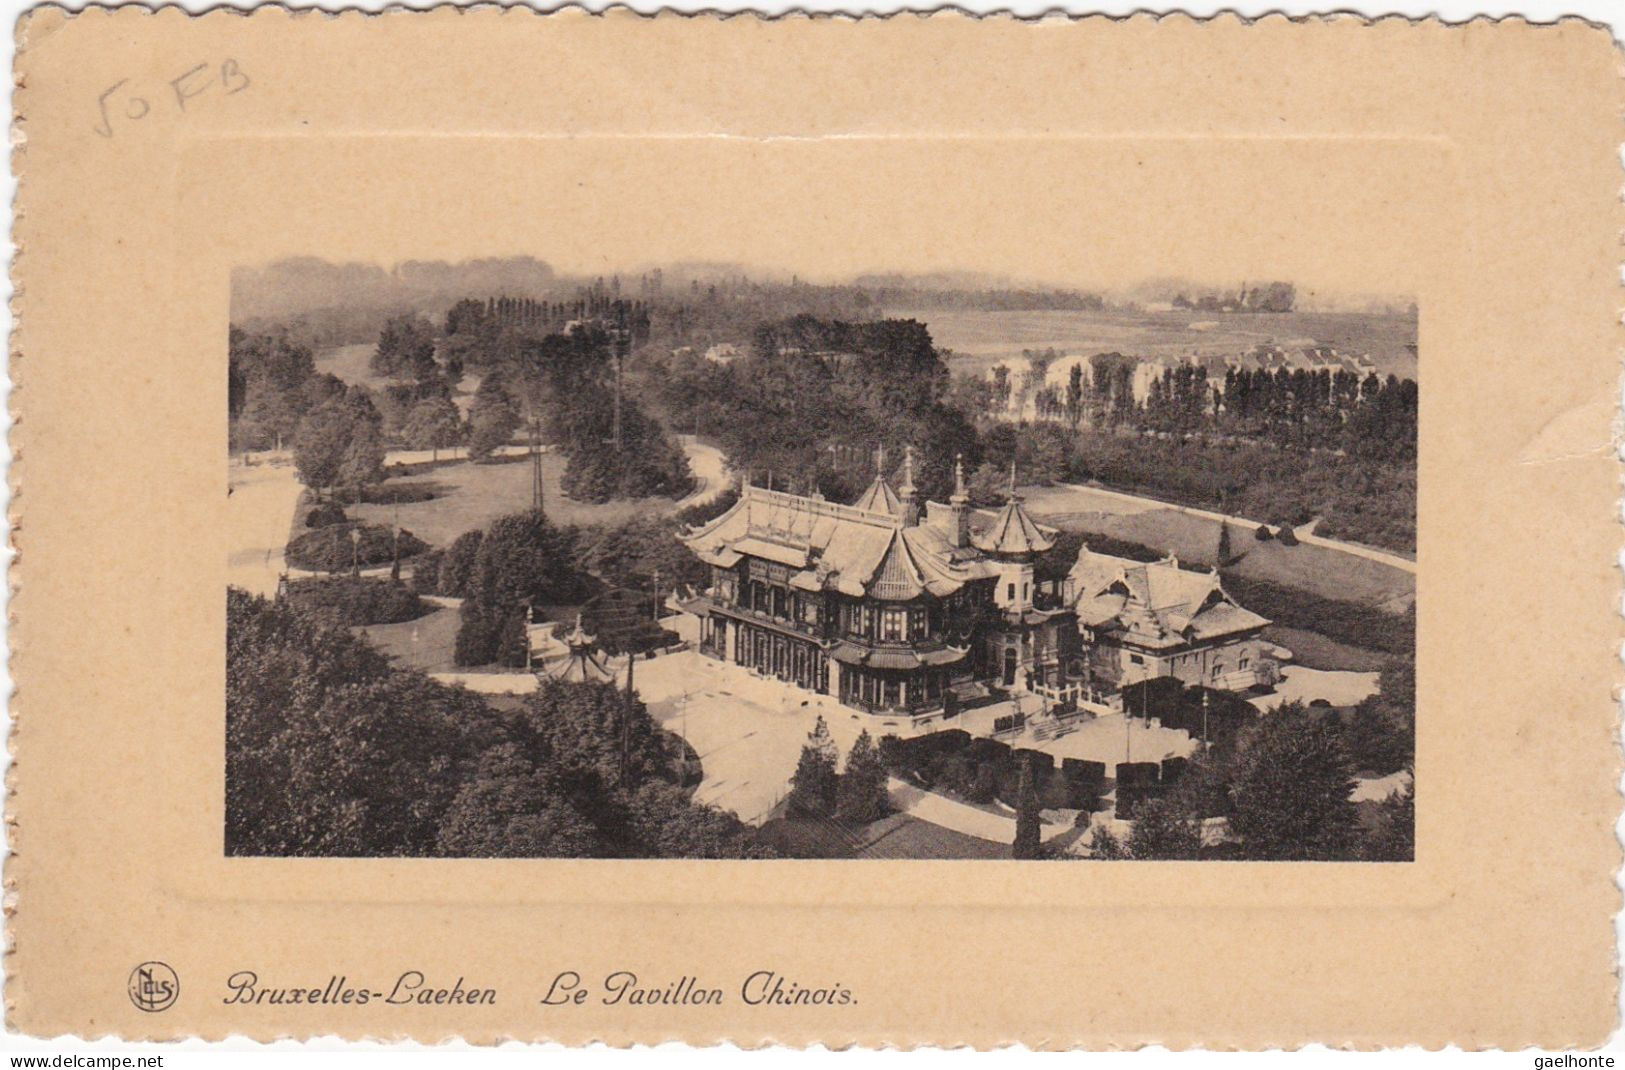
679, 451, 1275, 726
1069, 550, 1273, 695
680, 454, 1076, 726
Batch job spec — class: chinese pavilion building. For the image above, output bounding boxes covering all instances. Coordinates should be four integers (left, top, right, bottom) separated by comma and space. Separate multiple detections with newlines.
678, 451, 1079, 725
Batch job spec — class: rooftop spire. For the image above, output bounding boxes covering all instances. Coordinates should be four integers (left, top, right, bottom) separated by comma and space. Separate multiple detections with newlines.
898, 446, 920, 526
952, 452, 968, 503
1007, 459, 1020, 502
874, 442, 886, 477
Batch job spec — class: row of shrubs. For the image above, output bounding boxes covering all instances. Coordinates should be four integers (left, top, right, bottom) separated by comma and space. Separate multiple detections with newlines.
1119, 679, 1259, 742
1114, 757, 1201, 818
281, 577, 432, 627
1253, 523, 1300, 546
285, 521, 430, 573
879, 731, 1107, 813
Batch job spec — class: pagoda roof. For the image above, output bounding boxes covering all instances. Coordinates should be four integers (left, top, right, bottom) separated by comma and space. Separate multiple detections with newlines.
680, 485, 997, 601
973, 497, 1055, 556
852, 474, 903, 518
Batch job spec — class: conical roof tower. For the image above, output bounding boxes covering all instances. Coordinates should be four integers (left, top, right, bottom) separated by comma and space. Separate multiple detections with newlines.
973, 461, 1054, 557
852, 442, 903, 518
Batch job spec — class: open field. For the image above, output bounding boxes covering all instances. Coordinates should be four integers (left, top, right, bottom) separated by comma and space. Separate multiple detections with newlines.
887, 307, 1418, 380
348, 453, 685, 549
1019, 494, 1415, 611
314, 343, 392, 391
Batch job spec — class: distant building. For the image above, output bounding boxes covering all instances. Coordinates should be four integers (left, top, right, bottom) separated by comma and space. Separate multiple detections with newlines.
1131, 358, 1171, 404
704, 342, 742, 364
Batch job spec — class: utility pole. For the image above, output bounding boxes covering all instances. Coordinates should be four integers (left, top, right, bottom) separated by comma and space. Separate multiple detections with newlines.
1201, 686, 1210, 752
651, 568, 661, 622
529, 417, 544, 517
621, 644, 636, 779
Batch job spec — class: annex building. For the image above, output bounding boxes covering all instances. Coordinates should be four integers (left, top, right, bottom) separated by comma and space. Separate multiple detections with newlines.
678, 450, 1273, 727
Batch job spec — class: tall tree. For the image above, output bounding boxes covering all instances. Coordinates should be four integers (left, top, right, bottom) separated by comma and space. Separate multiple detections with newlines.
292, 403, 357, 497
1227, 702, 1359, 860
337, 419, 385, 502
835, 729, 888, 825
401, 395, 465, 462
1012, 757, 1043, 859
236, 378, 300, 453
788, 716, 839, 817
1126, 797, 1202, 859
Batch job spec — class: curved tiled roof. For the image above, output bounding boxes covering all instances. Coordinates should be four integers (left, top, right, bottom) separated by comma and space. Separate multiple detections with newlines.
972, 497, 1055, 556
680, 485, 996, 600
852, 475, 903, 518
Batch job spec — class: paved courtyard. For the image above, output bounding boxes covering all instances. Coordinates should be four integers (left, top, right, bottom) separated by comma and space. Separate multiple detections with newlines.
1251, 665, 1380, 711
635, 652, 846, 825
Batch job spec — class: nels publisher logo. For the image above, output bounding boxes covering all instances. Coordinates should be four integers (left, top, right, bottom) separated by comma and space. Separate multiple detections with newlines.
127, 961, 179, 1013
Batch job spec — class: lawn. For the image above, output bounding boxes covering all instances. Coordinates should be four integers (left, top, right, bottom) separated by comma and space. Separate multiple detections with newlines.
314, 343, 394, 392
1264, 625, 1388, 673
352, 604, 461, 673
348, 453, 684, 549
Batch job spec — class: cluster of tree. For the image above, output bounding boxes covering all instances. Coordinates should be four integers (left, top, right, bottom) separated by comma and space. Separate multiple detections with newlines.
230, 328, 343, 454
284, 521, 429, 574
424, 512, 595, 668
281, 576, 431, 627
1206, 366, 1417, 461
227, 589, 767, 858
649, 314, 979, 505
973, 355, 1417, 467
1056, 428, 1415, 552
369, 315, 441, 381
1090, 701, 1412, 862
449, 310, 694, 501
787, 718, 889, 825
1171, 282, 1295, 313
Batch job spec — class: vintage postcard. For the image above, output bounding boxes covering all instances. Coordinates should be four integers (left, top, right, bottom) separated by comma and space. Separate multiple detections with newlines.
8, 7, 1621, 1049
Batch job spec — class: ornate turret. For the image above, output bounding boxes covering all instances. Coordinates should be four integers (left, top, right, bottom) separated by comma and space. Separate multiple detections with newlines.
945, 452, 971, 548
852, 442, 903, 518
972, 462, 1055, 559
897, 445, 920, 527
551, 612, 614, 684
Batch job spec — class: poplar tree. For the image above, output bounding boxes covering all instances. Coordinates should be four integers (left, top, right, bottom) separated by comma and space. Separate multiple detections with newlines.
1012, 757, 1043, 859
835, 729, 888, 825
789, 716, 838, 817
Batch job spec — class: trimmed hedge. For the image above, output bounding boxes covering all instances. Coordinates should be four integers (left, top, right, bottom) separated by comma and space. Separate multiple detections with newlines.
334, 482, 440, 506
303, 500, 349, 528
282, 577, 431, 626
285, 522, 430, 573
882, 731, 1105, 813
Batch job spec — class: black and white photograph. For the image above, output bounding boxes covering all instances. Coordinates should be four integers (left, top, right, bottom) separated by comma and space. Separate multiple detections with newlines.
226, 257, 1417, 862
